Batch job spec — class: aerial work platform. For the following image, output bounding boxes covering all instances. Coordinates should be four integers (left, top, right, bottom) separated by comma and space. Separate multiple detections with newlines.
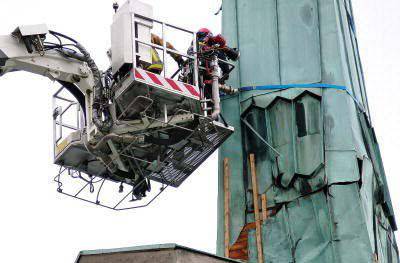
50, 0, 234, 210
0, 0, 236, 209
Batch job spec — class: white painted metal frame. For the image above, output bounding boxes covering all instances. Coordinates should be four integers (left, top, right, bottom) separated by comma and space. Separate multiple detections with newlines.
130, 13, 199, 88
52, 86, 83, 158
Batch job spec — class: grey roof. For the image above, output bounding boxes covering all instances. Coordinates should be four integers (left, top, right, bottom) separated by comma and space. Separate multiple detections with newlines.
75, 243, 240, 263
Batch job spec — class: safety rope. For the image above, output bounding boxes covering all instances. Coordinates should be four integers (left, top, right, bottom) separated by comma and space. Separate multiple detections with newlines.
240, 83, 347, 91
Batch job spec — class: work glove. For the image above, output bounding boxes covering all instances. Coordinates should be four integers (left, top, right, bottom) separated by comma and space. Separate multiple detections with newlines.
176, 57, 185, 67
225, 47, 240, 61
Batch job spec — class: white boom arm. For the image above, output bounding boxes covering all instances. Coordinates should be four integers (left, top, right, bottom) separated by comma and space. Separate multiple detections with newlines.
0, 27, 95, 130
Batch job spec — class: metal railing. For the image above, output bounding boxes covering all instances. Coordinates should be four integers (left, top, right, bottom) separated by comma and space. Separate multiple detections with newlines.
131, 13, 199, 87
130, 12, 238, 119
52, 86, 83, 157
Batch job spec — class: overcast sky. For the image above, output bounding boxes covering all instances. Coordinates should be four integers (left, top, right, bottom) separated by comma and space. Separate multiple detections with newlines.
0, 0, 398, 262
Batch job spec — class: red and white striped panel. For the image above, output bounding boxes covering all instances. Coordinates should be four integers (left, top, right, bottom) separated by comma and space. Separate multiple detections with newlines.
133, 68, 200, 100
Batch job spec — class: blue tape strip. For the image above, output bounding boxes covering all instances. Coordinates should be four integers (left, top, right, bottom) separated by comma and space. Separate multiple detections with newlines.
240, 83, 348, 92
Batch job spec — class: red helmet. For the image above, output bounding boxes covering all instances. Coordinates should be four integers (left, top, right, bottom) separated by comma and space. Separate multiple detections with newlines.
198, 28, 211, 34
197, 28, 212, 41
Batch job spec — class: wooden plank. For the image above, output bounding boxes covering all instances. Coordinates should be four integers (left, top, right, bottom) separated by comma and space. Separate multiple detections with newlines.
249, 154, 264, 263
261, 193, 268, 221
223, 158, 230, 258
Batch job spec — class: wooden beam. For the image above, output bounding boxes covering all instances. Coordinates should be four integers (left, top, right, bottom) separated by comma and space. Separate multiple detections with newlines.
261, 194, 268, 222
249, 154, 264, 263
223, 158, 231, 258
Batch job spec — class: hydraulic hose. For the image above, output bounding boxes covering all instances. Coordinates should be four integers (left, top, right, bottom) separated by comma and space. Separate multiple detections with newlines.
49, 30, 113, 132
75, 42, 113, 132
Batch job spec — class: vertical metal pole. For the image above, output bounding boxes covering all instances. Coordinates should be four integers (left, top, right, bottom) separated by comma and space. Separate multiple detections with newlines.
210, 55, 221, 120
59, 111, 63, 143
131, 13, 137, 72
164, 104, 168, 123
192, 31, 199, 88
223, 158, 231, 258
52, 95, 56, 158
85, 91, 93, 129
201, 88, 207, 117
162, 22, 167, 77
76, 103, 80, 130
250, 154, 264, 263
193, 31, 207, 117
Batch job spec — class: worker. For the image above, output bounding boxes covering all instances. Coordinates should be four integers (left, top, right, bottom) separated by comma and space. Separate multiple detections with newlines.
146, 33, 184, 74
189, 28, 239, 99
194, 28, 239, 82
